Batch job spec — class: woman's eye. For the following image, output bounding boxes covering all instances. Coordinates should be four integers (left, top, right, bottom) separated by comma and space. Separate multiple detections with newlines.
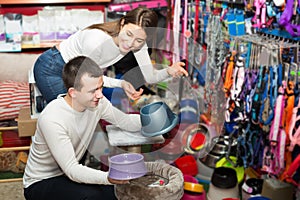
127, 32, 133, 36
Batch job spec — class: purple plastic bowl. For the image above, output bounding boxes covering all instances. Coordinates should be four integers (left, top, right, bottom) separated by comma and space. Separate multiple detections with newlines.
108, 153, 147, 180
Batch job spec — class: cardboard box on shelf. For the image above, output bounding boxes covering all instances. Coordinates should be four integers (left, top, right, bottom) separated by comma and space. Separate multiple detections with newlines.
17, 107, 37, 137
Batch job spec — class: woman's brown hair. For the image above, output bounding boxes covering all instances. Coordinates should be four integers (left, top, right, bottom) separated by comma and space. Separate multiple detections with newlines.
85, 7, 158, 38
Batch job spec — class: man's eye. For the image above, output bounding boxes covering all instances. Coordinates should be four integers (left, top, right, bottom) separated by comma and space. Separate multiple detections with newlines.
90, 89, 97, 93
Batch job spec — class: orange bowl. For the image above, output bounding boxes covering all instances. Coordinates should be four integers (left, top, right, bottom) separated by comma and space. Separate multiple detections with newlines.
184, 182, 204, 193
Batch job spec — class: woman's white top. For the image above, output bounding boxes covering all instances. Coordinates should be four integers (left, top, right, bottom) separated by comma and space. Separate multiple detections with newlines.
59, 29, 169, 87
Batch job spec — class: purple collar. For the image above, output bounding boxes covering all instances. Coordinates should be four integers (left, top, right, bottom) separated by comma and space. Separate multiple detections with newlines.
279, 0, 300, 36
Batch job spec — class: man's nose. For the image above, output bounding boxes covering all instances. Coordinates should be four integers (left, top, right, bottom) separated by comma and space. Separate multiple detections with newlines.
95, 89, 103, 99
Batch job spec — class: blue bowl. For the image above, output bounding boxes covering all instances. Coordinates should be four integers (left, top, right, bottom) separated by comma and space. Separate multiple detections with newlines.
140, 101, 178, 137
179, 99, 199, 123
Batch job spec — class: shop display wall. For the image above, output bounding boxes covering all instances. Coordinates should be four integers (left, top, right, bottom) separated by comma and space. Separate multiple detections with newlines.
0, 0, 110, 183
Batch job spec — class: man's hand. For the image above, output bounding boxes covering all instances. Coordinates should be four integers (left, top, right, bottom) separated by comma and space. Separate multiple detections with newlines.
108, 177, 130, 185
167, 61, 188, 78
121, 80, 143, 100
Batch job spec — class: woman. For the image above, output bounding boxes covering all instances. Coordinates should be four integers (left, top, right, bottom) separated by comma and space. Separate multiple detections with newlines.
34, 6, 188, 103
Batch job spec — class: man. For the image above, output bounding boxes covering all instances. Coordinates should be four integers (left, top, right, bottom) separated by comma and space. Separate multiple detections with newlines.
23, 56, 141, 200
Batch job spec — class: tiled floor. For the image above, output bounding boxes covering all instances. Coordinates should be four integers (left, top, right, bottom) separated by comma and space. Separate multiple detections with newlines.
0, 180, 25, 200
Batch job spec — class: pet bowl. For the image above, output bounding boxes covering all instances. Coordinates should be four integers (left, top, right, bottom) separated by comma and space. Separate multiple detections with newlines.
175, 155, 198, 176
140, 101, 178, 137
210, 135, 237, 155
216, 156, 245, 184
179, 98, 199, 123
180, 123, 214, 158
182, 175, 206, 200
184, 182, 204, 193
183, 174, 198, 183
201, 152, 223, 168
108, 153, 147, 180
211, 167, 237, 189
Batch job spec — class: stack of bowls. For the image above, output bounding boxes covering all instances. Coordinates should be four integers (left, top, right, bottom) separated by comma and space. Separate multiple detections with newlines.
182, 175, 206, 200
207, 167, 239, 200
201, 135, 237, 168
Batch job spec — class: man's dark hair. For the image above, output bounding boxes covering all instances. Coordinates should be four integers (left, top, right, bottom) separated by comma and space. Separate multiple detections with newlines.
62, 56, 103, 91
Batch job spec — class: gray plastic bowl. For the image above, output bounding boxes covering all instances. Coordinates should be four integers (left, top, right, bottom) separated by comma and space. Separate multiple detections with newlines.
140, 101, 178, 137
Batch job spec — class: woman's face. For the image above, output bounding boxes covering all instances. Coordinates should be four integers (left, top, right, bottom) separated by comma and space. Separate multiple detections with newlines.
118, 23, 147, 54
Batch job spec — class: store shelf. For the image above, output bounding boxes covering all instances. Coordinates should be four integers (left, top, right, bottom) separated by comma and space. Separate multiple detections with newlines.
108, 0, 167, 12
0, 126, 18, 131
0, 178, 23, 183
0, 0, 110, 4
0, 125, 31, 183
0, 125, 31, 151
0, 119, 31, 151
0, 0, 107, 51
22, 42, 60, 49
0, 146, 30, 183
0, 146, 30, 152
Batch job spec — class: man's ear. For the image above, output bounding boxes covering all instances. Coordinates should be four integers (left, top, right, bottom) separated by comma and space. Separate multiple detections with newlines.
68, 87, 76, 98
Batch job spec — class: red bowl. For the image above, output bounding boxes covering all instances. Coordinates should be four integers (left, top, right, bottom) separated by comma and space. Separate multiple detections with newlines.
175, 155, 198, 176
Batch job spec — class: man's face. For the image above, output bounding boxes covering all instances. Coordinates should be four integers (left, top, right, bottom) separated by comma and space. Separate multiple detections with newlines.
74, 74, 104, 110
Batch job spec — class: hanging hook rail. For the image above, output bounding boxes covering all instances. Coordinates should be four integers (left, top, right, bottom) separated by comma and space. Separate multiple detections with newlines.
232, 34, 299, 49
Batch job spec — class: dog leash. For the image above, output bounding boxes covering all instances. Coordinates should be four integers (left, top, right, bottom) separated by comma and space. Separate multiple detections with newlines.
262, 83, 286, 175
288, 97, 300, 152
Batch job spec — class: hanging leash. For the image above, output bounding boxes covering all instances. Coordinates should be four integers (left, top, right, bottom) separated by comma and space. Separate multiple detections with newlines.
258, 66, 270, 127
224, 53, 235, 98
230, 56, 246, 122
288, 97, 300, 152
173, 0, 181, 63
252, 0, 267, 28
245, 69, 259, 117
251, 65, 265, 124
261, 66, 275, 128
283, 62, 297, 135
262, 83, 287, 175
